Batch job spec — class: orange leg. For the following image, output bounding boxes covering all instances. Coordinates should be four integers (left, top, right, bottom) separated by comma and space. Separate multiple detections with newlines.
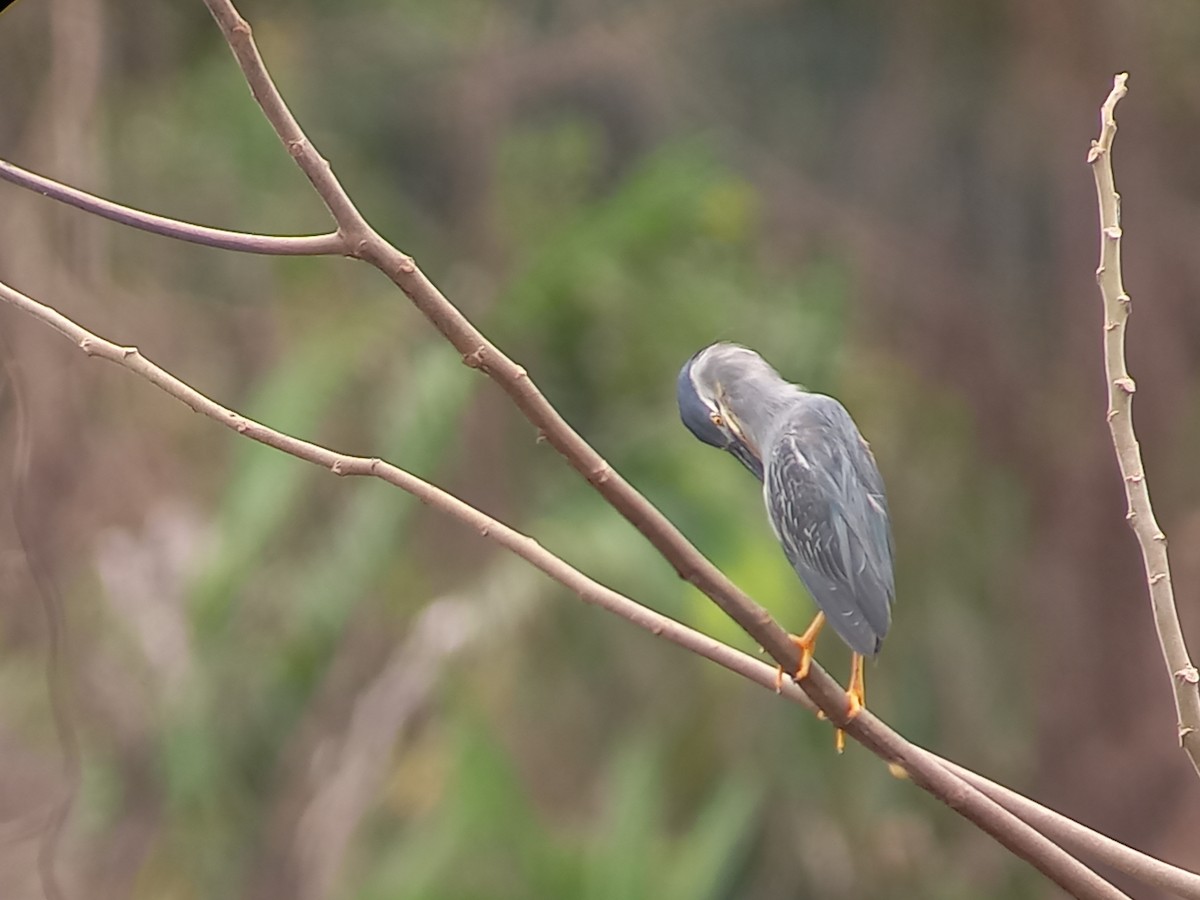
773, 612, 825, 692
835, 653, 866, 754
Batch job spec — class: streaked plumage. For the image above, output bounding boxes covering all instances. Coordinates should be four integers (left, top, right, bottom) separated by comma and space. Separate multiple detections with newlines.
677, 342, 894, 658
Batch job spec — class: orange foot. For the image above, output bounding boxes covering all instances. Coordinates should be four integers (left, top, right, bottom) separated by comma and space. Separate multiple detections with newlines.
835, 653, 866, 754
774, 612, 826, 692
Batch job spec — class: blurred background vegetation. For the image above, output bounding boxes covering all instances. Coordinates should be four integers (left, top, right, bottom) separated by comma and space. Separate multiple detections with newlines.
2, 0, 1200, 897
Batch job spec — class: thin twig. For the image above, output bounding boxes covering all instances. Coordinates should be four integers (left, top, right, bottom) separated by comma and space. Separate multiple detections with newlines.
0, 159, 342, 256
0, 278, 1135, 900
1088, 73, 1200, 777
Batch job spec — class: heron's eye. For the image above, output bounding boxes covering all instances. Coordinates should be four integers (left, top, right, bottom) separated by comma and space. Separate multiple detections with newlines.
709, 411, 724, 427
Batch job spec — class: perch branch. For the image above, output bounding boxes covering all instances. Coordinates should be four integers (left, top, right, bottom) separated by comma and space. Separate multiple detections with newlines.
1087, 73, 1200, 777
0, 158, 342, 256
0, 278, 1135, 900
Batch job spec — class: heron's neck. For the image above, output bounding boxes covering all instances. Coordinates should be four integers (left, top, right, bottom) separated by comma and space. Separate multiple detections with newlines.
723, 372, 806, 448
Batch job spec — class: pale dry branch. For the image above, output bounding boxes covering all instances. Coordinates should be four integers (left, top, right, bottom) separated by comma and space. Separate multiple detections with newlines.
287, 566, 540, 900
1088, 73, 1200, 778
0, 277, 1142, 900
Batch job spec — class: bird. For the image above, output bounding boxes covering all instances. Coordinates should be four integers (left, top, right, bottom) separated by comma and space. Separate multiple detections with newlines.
677, 342, 894, 749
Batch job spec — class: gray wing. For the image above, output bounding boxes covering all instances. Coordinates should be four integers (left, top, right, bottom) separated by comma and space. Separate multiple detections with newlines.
763, 398, 894, 657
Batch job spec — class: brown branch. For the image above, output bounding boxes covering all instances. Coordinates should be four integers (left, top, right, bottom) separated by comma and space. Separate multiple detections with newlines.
1088, 73, 1200, 778
0, 277, 1140, 900
0, 158, 342, 256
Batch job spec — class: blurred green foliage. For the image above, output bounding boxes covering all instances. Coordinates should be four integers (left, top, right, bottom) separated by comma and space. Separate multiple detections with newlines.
359, 727, 758, 900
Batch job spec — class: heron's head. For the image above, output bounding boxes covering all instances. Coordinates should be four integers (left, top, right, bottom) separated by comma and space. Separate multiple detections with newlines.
677, 342, 778, 480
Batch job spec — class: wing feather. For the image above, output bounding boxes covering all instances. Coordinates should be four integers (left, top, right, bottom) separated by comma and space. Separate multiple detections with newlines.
764, 398, 894, 656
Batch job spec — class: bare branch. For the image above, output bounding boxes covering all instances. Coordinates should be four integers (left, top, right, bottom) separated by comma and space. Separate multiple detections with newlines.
0, 158, 342, 256
1088, 73, 1200, 778
0, 277, 1138, 900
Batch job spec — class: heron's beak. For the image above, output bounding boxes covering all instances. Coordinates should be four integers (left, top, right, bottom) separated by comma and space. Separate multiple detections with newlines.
727, 437, 764, 481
